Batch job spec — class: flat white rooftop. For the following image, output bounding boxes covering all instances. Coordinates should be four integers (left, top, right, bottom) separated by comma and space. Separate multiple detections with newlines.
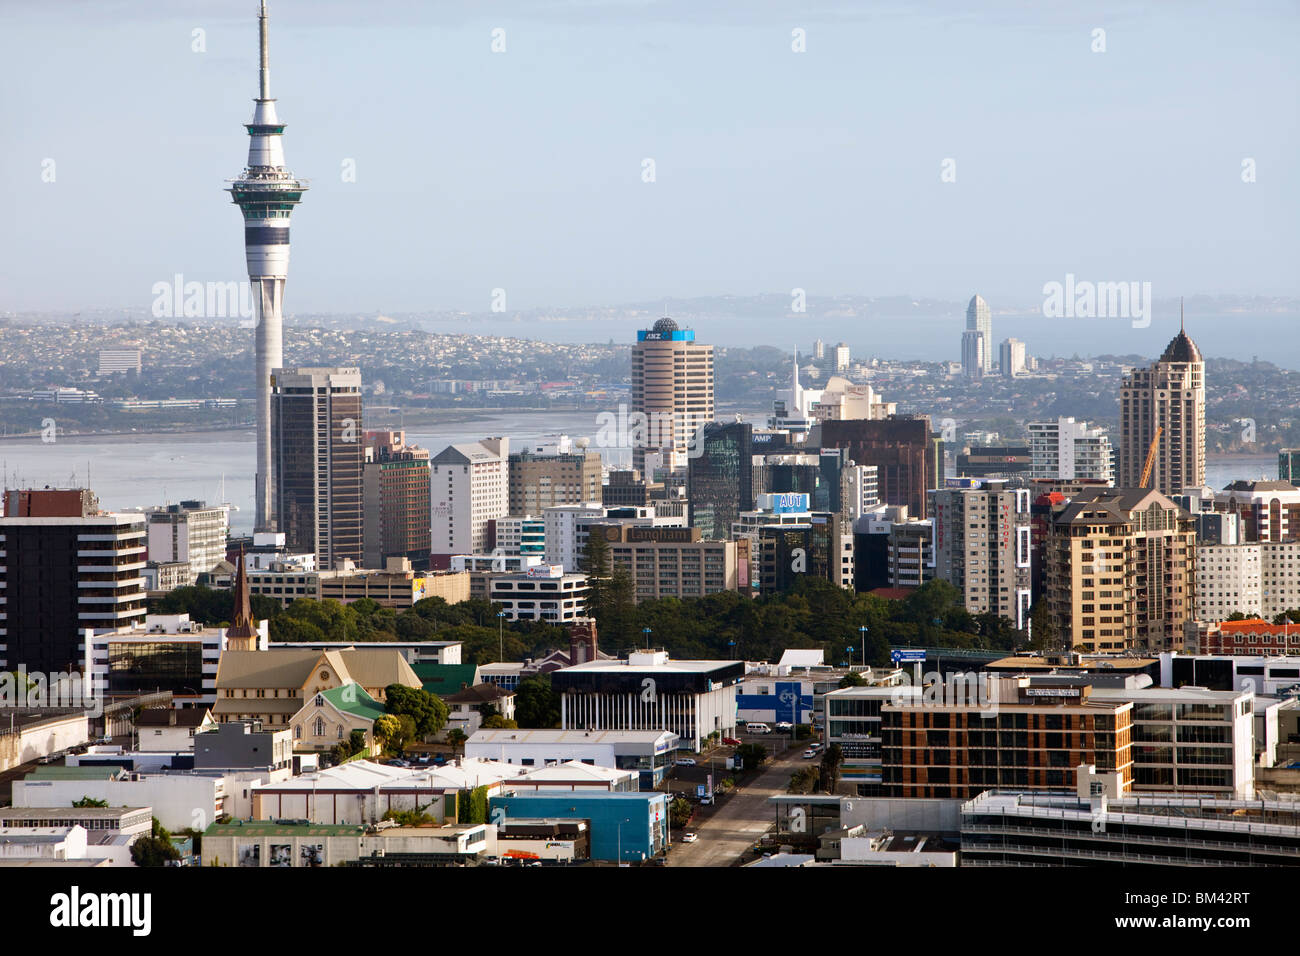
469, 729, 677, 746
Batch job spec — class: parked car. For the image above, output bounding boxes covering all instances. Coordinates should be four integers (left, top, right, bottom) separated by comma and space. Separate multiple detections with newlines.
390, 758, 410, 768
745, 722, 772, 734
802, 749, 818, 759
774, 721, 793, 731
682, 832, 698, 843
699, 795, 713, 806
675, 758, 697, 767
722, 737, 742, 746
416, 755, 430, 765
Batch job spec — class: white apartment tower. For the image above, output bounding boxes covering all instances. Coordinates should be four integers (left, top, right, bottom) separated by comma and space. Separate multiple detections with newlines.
430, 438, 509, 562
999, 338, 1026, 378
1028, 417, 1115, 484
964, 295, 993, 376
147, 501, 230, 586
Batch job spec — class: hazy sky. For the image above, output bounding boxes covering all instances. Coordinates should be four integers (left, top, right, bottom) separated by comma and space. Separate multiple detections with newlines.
2, 0, 1296, 316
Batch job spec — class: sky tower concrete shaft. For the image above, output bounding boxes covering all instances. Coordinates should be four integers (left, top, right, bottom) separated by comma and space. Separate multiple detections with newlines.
227, 0, 308, 532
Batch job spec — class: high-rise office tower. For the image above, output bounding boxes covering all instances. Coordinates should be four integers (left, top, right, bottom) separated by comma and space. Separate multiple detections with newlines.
819, 417, 941, 519
228, 1, 308, 533
146, 500, 230, 586
1027, 417, 1114, 484
0, 489, 146, 673
965, 294, 992, 375
508, 446, 602, 516
630, 318, 714, 474
271, 368, 364, 570
833, 342, 851, 373
999, 338, 1026, 378
363, 430, 431, 570
430, 437, 509, 565
1119, 315, 1205, 496
687, 421, 754, 540
1279, 450, 1300, 484
961, 330, 986, 379
932, 482, 1033, 630
813, 339, 825, 361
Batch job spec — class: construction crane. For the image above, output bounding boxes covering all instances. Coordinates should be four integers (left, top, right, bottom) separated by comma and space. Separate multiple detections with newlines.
1139, 426, 1164, 488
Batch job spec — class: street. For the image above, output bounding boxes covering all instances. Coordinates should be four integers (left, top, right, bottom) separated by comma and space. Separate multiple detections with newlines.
667, 737, 807, 867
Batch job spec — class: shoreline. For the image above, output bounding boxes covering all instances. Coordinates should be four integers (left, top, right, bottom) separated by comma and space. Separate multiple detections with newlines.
0, 407, 606, 445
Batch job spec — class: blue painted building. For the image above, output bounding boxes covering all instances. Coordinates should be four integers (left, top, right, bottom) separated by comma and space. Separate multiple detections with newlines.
489, 792, 669, 862
735, 678, 814, 725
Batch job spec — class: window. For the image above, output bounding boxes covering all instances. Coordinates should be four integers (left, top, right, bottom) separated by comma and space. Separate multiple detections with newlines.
314, 717, 325, 737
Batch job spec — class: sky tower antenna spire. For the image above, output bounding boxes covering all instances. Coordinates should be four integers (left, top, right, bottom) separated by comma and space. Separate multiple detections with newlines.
258, 0, 271, 100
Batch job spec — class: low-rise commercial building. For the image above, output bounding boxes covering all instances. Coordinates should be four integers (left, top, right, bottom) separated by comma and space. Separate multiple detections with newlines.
486, 567, 589, 623
86, 612, 268, 709
466, 728, 679, 789
551, 651, 744, 752
248, 758, 518, 826
489, 791, 668, 862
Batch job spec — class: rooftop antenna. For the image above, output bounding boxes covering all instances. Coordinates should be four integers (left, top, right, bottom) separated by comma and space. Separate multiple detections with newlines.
1180, 296, 1184, 332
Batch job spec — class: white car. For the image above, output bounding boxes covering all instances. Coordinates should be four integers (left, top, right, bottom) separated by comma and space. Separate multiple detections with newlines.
681, 832, 698, 843
802, 749, 818, 759
675, 758, 696, 767
774, 722, 793, 731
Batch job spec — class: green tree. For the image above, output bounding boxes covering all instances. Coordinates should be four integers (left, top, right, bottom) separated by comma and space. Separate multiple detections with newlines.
669, 797, 693, 830
838, 672, 868, 689
270, 616, 327, 643
735, 743, 767, 769
382, 807, 436, 826
72, 796, 109, 808
130, 817, 182, 868
446, 728, 468, 755
788, 766, 819, 793
481, 714, 518, 729
348, 729, 366, 754
1029, 600, 1056, 652
384, 684, 449, 739
457, 785, 488, 824
514, 674, 561, 728
373, 714, 401, 753
818, 743, 843, 793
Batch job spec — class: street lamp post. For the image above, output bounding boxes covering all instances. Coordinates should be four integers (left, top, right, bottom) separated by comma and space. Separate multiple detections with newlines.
497, 610, 507, 662
642, 627, 652, 650
858, 626, 868, 668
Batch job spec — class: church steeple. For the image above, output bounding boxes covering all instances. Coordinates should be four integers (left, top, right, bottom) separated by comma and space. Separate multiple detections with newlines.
225, 550, 260, 650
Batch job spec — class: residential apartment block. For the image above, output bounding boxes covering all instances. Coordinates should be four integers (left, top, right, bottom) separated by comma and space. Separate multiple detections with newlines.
931, 481, 1032, 629
1046, 488, 1196, 653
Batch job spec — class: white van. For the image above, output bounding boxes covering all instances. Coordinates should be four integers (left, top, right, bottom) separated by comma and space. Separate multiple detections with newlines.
746, 722, 772, 734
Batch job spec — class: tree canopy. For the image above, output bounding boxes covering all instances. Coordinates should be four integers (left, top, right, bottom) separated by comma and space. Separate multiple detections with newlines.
384, 684, 449, 739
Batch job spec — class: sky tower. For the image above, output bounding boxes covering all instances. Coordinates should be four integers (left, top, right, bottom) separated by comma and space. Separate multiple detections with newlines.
227, 0, 308, 532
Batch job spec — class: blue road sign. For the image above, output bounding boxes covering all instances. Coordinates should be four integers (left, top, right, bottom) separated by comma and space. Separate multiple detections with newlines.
891, 649, 927, 663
